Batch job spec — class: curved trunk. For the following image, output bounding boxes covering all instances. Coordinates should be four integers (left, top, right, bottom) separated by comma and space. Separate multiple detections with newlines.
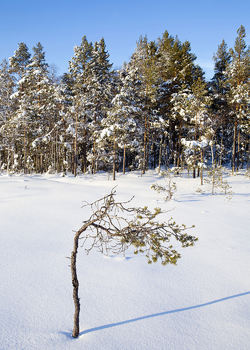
70, 219, 101, 338
71, 234, 80, 338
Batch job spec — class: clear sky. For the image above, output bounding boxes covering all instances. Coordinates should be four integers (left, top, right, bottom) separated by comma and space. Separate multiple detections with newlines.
0, 0, 249, 80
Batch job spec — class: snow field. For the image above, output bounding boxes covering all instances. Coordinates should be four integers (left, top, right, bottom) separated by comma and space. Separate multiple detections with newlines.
0, 171, 249, 350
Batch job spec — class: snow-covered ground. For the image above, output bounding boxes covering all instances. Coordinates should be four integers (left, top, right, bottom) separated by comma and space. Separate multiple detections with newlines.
0, 170, 249, 350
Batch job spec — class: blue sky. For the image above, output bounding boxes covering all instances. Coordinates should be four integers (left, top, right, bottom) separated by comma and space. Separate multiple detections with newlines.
0, 0, 249, 79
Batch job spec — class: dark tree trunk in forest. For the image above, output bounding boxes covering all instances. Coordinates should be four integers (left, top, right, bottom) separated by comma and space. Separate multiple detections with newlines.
23, 125, 27, 174
91, 141, 96, 174
232, 120, 237, 174
113, 138, 116, 181
142, 110, 148, 174
193, 168, 196, 178
200, 149, 204, 185
83, 143, 87, 173
158, 139, 162, 174
237, 128, 240, 171
123, 145, 126, 174
74, 114, 78, 177
219, 137, 223, 166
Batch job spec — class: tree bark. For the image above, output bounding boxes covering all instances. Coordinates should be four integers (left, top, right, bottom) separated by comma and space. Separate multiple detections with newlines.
23, 124, 27, 174
91, 141, 96, 174
219, 137, 223, 166
237, 127, 240, 170
70, 219, 100, 338
74, 114, 78, 177
142, 107, 148, 175
158, 139, 162, 174
123, 145, 126, 175
113, 138, 116, 181
200, 149, 203, 185
71, 233, 80, 338
71, 223, 89, 338
232, 120, 237, 174
193, 167, 196, 179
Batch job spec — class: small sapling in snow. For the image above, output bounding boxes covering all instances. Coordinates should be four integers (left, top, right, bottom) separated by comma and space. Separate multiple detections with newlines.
205, 166, 232, 197
151, 170, 177, 201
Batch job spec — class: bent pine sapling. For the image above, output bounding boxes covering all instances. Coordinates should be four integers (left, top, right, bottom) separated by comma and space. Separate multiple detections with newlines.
70, 188, 197, 338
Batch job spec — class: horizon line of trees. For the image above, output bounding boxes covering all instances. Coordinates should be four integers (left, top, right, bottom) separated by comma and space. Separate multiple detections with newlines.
0, 25, 249, 179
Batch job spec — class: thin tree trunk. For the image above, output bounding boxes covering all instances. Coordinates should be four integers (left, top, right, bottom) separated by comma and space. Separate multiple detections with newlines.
91, 141, 96, 174
176, 134, 181, 168
71, 232, 81, 338
74, 114, 78, 177
158, 139, 162, 174
123, 145, 126, 175
193, 168, 196, 178
232, 120, 237, 174
70, 219, 98, 338
7, 148, 10, 174
40, 154, 43, 173
237, 128, 240, 171
82, 141, 87, 173
212, 171, 215, 195
23, 124, 27, 174
55, 131, 58, 172
142, 114, 148, 175
200, 149, 203, 185
113, 137, 116, 181
211, 142, 214, 168
35, 153, 39, 173
219, 137, 223, 166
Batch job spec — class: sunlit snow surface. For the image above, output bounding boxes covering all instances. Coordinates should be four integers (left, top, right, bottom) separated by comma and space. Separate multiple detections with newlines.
0, 171, 249, 350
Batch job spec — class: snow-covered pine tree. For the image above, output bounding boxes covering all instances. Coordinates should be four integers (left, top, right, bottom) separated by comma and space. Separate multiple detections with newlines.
68, 36, 93, 175
156, 32, 198, 169
128, 37, 159, 174
29, 43, 60, 173
85, 38, 114, 173
0, 59, 15, 172
10, 42, 58, 173
96, 65, 144, 179
9, 42, 31, 79
210, 40, 232, 166
8, 42, 31, 172
176, 74, 210, 180
51, 74, 74, 174
226, 25, 249, 172
170, 84, 193, 169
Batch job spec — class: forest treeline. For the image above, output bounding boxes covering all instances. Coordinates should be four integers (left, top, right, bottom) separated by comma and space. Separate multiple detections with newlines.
0, 25, 249, 179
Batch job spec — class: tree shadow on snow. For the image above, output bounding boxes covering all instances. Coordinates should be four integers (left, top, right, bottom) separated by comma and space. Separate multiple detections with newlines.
60, 291, 249, 338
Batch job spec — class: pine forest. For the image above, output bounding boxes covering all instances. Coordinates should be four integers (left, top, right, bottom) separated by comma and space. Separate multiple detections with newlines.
0, 26, 249, 179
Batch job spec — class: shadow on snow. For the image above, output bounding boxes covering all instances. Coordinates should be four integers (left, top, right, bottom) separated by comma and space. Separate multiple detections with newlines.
61, 291, 250, 339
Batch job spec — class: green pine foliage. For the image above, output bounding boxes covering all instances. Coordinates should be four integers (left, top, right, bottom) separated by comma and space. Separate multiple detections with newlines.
0, 26, 249, 176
